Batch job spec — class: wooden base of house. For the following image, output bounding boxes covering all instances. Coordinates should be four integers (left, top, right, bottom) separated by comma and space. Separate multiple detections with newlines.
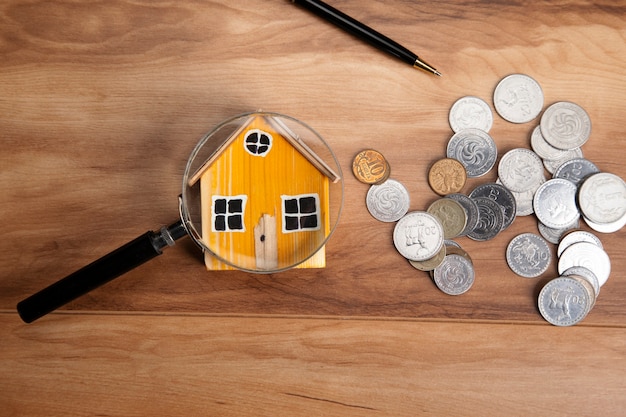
204, 246, 326, 271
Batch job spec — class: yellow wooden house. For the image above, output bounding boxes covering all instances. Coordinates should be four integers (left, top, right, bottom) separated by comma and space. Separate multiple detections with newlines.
187, 114, 340, 272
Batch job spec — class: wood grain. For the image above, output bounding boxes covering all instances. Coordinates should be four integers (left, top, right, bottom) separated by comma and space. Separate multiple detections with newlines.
1, 313, 625, 417
1, 1, 625, 414
2, 0, 626, 324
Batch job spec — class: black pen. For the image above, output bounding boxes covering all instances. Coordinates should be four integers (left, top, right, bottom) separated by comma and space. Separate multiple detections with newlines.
292, 0, 441, 76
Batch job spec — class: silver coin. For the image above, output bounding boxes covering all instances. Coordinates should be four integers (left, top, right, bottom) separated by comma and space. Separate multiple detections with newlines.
497, 148, 545, 192
449, 96, 493, 133
366, 179, 410, 222
542, 147, 583, 174
557, 241, 611, 287
530, 125, 569, 161
578, 172, 626, 225
493, 73, 544, 123
540, 101, 591, 150
538, 219, 579, 244
552, 157, 599, 186
432, 253, 475, 295
466, 197, 505, 241
469, 183, 517, 230
557, 230, 603, 258
538, 276, 592, 326
444, 239, 461, 249
583, 212, 626, 234
506, 233, 552, 278
533, 178, 580, 229
393, 211, 444, 262
498, 176, 544, 216
446, 128, 497, 177
562, 266, 600, 299
445, 193, 480, 236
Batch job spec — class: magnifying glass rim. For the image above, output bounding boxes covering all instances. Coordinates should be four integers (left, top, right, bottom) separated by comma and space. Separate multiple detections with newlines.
180, 111, 344, 274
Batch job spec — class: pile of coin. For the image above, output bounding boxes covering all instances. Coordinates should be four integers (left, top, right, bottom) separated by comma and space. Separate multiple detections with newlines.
354, 150, 480, 295
351, 73, 626, 322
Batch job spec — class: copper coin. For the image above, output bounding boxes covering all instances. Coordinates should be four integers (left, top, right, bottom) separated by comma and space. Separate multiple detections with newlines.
352, 149, 390, 184
428, 158, 467, 195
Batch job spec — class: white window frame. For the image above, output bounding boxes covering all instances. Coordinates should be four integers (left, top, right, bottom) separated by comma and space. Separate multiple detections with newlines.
243, 129, 273, 157
211, 195, 248, 232
281, 193, 321, 234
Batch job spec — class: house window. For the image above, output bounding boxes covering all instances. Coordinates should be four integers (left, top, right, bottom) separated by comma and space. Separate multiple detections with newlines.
212, 195, 247, 232
244, 129, 272, 156
281, 193, 321, 233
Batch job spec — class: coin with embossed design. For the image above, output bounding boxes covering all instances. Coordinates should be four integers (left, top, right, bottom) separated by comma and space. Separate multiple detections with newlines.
553, 158, 599, 186
427, 198, 467, 239
446, 128, 497, 178
506, 233, 551, 278
538, 276, 592, 326
449, 96, 493, 133
493, 74, 544, 123
533, 179, 579, 229
469, 183, 517, 230
428, 158, 467, 196
540, 101, 591, 150
393, 211, 444, 262
498, 148, 545, 192
467, 197, 505, 241
366, 179, 410, 222
562, 266, 600, 299
578, 172, 626, 225
432, 253, 475, 295
352, 149, 390, 184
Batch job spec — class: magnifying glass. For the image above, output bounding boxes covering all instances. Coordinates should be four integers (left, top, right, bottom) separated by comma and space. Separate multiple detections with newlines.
17, 112, 344, 323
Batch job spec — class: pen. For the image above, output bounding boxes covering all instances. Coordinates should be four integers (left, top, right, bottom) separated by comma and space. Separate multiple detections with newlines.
292, 0, 441, 76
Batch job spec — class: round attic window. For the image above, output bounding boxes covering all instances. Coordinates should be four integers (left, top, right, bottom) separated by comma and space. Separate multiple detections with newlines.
244, 129, 272, 156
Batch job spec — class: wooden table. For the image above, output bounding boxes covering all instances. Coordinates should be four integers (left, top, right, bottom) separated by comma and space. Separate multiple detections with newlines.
1, 1, 625, 415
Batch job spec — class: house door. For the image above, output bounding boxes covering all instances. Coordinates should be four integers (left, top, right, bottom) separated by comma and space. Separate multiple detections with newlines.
254, 213, 278, 270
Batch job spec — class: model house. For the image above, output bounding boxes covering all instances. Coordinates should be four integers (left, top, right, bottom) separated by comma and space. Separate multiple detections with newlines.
188, 114, 340, 271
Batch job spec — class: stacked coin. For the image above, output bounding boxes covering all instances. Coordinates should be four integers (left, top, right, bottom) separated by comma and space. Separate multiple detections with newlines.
536, 228, 609, 326
428, 242, 475, 295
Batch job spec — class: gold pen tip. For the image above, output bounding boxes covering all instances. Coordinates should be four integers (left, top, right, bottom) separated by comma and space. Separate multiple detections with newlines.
413, 58, 441, 77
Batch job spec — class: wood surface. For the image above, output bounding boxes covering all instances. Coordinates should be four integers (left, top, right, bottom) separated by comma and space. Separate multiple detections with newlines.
1, 0, 625, 415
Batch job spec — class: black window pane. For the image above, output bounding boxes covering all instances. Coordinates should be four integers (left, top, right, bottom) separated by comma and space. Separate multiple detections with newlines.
246, 144, 257, 154
260, 134, 270, 145
300, 215, 318, 229
228, 199, 242, 213
214, 199, 227, 214
257, 145, 268, 154
285, 216, 299, 231
284, 199, 299, 213
228, 215, 243, 230
299, 197, 317, 213
215, 215, 226, 231
246, 132, 259, 143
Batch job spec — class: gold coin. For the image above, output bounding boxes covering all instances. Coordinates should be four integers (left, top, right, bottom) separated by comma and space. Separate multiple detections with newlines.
409, 244, 446, 271
428, 158, 467, 195
352, 149, 390, 184
427, 198, 468, 239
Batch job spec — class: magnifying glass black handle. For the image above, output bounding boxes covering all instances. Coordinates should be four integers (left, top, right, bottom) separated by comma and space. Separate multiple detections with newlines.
17, 221, 187, 323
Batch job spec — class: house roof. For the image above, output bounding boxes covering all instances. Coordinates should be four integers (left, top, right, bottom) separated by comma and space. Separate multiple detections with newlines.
187, 114, 341, 186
